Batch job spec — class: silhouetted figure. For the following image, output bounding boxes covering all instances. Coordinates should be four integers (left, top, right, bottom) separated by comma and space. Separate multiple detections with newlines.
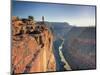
42, 16, 44, 23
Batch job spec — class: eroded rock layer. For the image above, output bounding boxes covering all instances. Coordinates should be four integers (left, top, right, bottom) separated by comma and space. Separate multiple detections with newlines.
12, 16, 56, 74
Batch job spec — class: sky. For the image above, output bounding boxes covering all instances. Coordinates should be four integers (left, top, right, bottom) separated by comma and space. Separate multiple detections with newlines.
12, 1, 96, 26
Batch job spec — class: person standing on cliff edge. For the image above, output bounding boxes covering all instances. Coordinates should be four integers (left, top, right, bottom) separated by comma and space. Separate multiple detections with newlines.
42, 16, 44, 23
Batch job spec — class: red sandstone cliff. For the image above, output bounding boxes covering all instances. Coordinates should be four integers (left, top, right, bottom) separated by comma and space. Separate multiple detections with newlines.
12, 16, 56, 74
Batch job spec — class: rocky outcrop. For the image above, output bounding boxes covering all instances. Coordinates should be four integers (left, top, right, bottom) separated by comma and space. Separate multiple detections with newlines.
12, 16, 56, 74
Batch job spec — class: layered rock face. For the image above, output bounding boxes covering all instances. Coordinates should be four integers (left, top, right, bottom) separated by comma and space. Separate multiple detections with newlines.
12, 16, 56, 74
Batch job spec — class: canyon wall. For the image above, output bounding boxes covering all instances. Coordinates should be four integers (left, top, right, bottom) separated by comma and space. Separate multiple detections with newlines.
12, 16, 56, 74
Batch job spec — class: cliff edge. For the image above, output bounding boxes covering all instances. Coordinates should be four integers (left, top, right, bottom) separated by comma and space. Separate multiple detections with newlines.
12, 16, 56, 74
